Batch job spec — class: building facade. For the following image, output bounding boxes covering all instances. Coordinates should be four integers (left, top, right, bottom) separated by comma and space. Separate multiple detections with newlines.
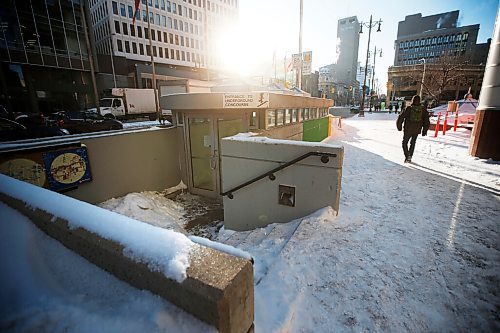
88, 0, 238, 90
318, 16, 360, 105
336, 16, 359, 84
388, 10, 489, 104
0, 0, 94, 114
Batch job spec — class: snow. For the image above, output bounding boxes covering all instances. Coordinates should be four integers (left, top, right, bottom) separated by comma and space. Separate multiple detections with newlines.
0, 174, 194, 283
0, 202, 214, 333
1, 112, 499, 332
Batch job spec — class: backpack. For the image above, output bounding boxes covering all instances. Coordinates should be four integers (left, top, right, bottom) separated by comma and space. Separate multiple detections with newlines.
409, 105, 424, 122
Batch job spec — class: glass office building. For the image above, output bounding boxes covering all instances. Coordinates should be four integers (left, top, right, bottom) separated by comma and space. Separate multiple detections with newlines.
0, 0, 93, 115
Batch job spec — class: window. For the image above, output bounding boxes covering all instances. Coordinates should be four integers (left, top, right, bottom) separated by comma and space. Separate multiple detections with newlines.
159, 47, 163, 57
173, 2, 177, 13
285, 109, 291, 123
122, 22, 128, 35
176, 49, 180, 59
139, 43, 144, 55
135, 9, 141, 21
277, 109, 284, 125
178, 4, 182, 15
120, 3, 126, 16
142, 10, 147, 21
189, 8, 193, 18
155, 0, 159, 8
128, 5, 133, 18
174, 19, 178, 29
137, 26, 142, 38
156, 14, 160, 25
267, 110, 276, 128
167, 0, 171, 11
161, 15, 166, 27
250, 111, 257, 128
151, 29, 155, 40
125, 40, 130, 53
112, 1, 118, 14
130, 24, 135, 36
165, 48, 169, 58
179, 20, 184, 31
168, 17, 172, 28
132, 42, 137, 54
146, 44, 151, 56
175, 34, 179, 45
149, 11, 154, 23
164, 32, 168, 42
153, 46, 157, 57
145, 28, 149, 38
114, 20, 120, 33
117, 39, 123, 52
157, 30, 161, 41
181, 50, 185, 61
161, 0, 165, 10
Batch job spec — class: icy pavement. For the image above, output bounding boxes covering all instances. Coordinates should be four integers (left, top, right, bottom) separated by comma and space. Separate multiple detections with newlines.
1, 113, 499, 332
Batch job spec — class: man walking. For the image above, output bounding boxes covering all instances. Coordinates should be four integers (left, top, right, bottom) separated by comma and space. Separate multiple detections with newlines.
396, 95, 430, 163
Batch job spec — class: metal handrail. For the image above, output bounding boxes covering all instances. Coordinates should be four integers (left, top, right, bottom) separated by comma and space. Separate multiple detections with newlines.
221, 151, 337, 199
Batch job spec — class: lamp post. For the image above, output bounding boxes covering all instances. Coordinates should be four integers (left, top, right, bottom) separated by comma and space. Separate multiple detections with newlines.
359, 15, 382, 117
419, 58, 426, 99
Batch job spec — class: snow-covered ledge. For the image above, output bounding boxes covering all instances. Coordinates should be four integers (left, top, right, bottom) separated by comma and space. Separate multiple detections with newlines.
0, 174, 253, 333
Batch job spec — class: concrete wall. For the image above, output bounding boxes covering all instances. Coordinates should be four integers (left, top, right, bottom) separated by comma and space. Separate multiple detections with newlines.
221, 136, 344, 231
0, 128, 182, 204
67, 128, 182, 204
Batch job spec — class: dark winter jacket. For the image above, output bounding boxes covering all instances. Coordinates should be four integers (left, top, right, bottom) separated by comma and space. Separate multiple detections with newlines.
396, 105, 430, 135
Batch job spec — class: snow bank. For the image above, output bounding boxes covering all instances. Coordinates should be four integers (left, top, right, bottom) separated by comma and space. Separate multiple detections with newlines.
0, 174, 193, 282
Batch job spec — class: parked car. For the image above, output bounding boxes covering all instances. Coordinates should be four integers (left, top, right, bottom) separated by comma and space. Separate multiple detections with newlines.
51, 110, 123, 134
0, 117, 69, 142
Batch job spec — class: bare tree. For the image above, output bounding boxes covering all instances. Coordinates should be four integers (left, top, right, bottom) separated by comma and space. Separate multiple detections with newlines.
409, 53, 471, 104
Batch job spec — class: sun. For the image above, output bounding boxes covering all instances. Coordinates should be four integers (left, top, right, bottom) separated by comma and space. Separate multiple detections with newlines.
214, 23, 266, 77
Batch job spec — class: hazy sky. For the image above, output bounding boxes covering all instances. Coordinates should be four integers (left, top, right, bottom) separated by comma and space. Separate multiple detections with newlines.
220, 0, 499, 93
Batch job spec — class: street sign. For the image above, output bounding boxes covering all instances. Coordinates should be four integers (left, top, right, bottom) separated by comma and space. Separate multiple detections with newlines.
223, 93, 270, 108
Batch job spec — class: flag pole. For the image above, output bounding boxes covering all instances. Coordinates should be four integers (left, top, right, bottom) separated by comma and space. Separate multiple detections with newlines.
145, 2, 160, 121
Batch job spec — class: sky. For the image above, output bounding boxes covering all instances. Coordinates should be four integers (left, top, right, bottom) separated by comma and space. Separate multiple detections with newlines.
219, 0, 499, 94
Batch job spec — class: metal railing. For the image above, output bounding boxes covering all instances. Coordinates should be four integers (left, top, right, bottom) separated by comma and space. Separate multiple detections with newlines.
221, 151, 337, 199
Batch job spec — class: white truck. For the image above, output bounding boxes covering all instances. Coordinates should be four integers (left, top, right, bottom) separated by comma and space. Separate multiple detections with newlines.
92, 88, 158, 120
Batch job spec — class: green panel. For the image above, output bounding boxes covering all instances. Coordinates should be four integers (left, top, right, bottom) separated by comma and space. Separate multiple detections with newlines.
303, 117, 329, 142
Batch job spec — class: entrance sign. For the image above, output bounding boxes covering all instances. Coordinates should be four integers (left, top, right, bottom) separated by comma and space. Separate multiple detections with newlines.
223, 93, 269, 108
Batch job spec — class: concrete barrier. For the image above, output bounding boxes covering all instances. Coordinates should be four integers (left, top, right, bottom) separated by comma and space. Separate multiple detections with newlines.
0, 178, 254, 333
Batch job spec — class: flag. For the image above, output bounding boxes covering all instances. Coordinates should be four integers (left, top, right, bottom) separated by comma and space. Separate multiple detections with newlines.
132, 0, 140, 24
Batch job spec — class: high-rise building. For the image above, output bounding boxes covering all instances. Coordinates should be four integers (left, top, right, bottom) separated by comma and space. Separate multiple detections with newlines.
88, 0, 239, 89
0, 0, 94, 114
393, 10, 486, 66
388, 10, 490, 103
335, 16, 359, 85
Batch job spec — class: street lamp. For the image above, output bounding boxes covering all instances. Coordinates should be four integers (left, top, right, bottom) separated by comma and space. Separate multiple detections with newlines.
419, 58, 426, 99
359, 15, 382, 117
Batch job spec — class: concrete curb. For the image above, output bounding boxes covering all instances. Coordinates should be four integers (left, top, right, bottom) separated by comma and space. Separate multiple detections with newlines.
0, 193, 254, 333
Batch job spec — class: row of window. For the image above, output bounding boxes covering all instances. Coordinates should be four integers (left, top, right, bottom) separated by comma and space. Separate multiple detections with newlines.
266, 108, 329, 129
399, 33, 469, 49
113, 38, 205, 64
398, 49, 466, 64
114, 20, 203, 50
112, 1, 203, 24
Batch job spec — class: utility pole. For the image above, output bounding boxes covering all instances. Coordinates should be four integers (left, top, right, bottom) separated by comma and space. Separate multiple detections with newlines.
297, 0, 303, 90
145, 2, 160, 120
